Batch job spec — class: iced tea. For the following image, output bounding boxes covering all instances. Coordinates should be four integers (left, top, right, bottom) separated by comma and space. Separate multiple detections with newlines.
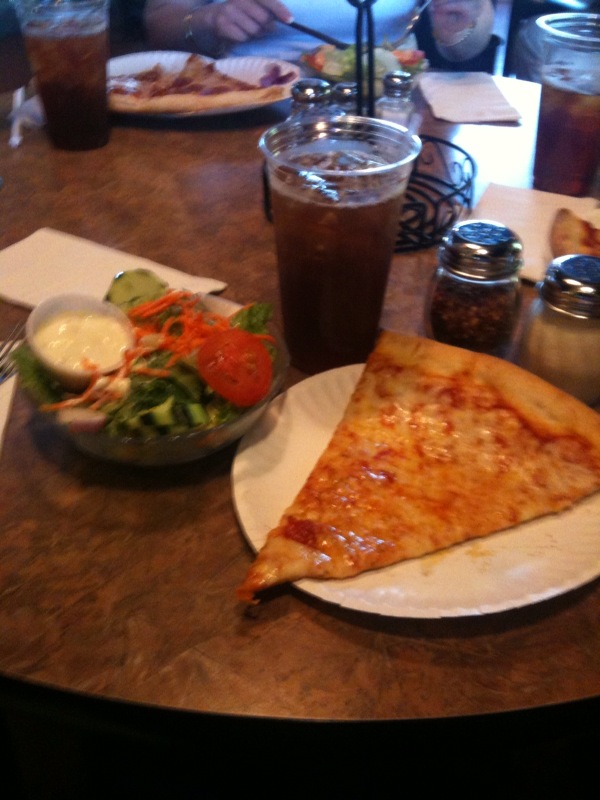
534, 70, 600, 196
22, 11, 109, 150
261, 118, 420, 374
270, 160, 404, 373
532, 13, 600, 197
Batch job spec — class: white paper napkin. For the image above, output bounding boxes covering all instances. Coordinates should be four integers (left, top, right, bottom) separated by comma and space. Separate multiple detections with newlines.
0, 228, 227, 309
419, 72, 521, 123
9, 91, 44, 148
0, 376, 16, 454
473, 183, 599, 282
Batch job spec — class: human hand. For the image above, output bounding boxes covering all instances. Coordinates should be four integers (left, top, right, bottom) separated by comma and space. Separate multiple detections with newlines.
210, 0, 293, 43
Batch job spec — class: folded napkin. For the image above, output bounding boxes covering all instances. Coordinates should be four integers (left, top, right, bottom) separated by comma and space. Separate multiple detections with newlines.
0, 228, 227, 309
419, 72, 521, 123
473, 183, 599, 283
9, 91, 44, 148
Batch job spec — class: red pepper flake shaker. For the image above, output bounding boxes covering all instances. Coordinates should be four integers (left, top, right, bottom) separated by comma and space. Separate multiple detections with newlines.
425, 219, 524, 358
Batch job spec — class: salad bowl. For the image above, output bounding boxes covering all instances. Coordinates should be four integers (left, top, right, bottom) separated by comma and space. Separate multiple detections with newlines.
17, 291, 289, 467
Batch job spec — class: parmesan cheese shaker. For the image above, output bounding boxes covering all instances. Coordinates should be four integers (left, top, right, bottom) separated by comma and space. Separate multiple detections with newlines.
518, 255, 600, 405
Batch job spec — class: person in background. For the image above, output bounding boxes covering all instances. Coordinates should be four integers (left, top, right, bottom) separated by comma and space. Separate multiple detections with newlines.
144, 0, 414, 60
0, 0, 31, 91
414, 0, 499, 72
143, 0, 497, 69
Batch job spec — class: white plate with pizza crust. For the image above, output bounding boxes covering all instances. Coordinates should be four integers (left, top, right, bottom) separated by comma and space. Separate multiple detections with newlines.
232, 364, 600, 618
107, 51, 299, 117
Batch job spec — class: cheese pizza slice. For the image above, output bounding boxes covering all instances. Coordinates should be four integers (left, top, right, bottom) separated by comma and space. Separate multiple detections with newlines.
237, 332, 600, 604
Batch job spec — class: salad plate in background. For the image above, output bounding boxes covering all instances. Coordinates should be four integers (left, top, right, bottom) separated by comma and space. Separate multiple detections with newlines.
300, 37, 428, 95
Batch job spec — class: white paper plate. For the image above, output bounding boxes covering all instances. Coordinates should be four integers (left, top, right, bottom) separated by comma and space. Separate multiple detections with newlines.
108, 51, 299, 116
232, 365, 600, 618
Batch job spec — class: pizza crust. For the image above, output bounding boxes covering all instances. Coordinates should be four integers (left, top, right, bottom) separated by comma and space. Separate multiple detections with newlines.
379, 332, 600, 444
109, 84, 287, 115
550, 208, 600, 258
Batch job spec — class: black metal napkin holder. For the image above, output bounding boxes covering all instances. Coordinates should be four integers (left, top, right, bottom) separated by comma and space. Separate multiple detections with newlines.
396, 134, 475, 252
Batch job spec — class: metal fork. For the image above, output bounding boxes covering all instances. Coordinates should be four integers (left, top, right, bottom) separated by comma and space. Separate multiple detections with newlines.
0, 321, 25, 384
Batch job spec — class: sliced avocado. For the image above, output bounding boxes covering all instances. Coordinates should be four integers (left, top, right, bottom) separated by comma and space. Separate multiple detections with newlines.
105, 269, 169, 311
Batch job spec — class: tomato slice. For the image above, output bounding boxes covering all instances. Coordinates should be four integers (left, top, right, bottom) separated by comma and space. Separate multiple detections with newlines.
197, 328, 273, 408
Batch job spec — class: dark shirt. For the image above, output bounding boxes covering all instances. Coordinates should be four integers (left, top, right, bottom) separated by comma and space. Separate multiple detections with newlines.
112, 0, 147, 41
0, 1, 20, 37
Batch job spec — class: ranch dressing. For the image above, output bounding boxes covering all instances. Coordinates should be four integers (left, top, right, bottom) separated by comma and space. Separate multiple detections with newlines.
33, 310, 131, 373
518, 255, 600, 405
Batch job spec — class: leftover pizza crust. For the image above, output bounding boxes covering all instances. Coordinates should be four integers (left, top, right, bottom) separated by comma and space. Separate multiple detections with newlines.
550, 208, 600, 258
108, 54, 292, 114
237, 332, 600, 604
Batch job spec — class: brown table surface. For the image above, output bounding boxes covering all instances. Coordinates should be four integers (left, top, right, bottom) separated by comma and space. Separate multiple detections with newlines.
1, 74, 599, 725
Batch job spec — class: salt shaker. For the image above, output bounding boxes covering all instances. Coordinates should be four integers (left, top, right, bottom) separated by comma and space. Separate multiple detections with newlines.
425, 220, 523, 357
518, 255, 600, 405
375, 71, 414, 128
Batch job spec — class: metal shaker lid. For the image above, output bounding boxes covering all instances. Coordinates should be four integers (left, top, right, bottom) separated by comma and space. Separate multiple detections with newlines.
439, 219, 524, 279
540, 254, 600, 318
291, 78, 332, 106
382, 70, 413, 97
331, 81, 358, 103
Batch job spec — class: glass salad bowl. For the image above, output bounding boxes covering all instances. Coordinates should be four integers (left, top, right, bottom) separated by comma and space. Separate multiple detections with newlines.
19, 293, 289, 466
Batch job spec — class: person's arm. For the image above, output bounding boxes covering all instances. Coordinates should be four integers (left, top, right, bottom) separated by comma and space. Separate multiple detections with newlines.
427, 0, 495, 63
143, 0, 293, 58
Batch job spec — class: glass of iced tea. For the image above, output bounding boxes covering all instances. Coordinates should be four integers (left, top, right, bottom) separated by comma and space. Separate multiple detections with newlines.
260, 116, 421, 374
533, 13, 600, 197
13, 0, 110, 151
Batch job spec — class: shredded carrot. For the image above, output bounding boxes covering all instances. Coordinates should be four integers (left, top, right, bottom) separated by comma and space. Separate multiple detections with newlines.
254, 333, 276, 345
128, 290, 190, 320
132, 365, 172, 378
41, 372, 102, 412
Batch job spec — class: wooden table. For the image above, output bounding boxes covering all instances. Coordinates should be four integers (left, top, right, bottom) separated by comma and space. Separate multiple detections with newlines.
1, 76, 598, 795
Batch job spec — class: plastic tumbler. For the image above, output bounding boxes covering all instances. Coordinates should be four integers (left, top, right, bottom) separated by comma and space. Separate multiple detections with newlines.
533, 13, 600, 196
13, 0, 110, 150
260, 116, 421, 374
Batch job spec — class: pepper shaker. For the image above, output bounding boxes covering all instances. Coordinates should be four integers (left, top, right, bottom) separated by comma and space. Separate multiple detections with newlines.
329, 81, 358, 115
289, 78, 332, 120
425, 220, 524, 358
518, 255, 600, 405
